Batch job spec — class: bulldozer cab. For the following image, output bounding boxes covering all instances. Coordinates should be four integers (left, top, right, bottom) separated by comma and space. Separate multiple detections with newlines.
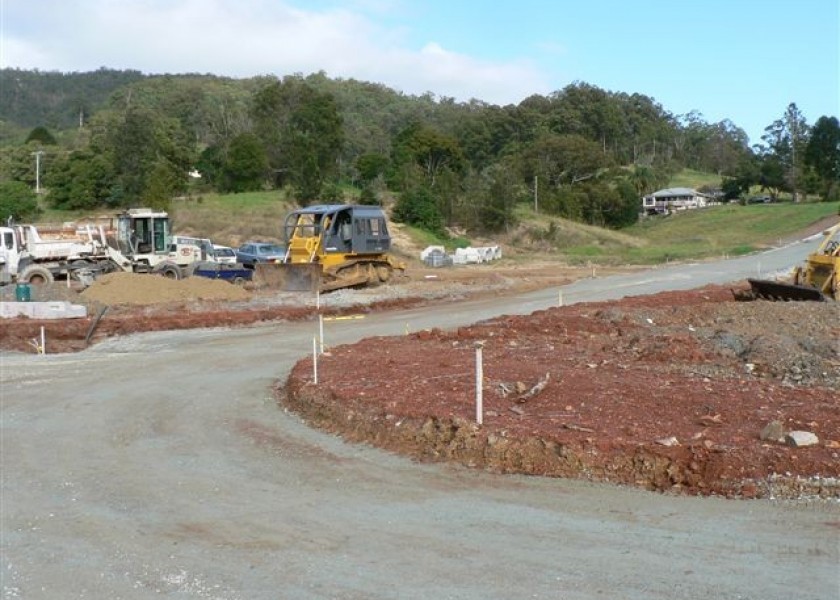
282, 204, 392, 260
255, 204, 398, 293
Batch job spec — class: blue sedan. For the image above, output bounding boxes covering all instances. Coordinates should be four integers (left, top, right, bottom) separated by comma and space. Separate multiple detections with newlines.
235, 242, 286, 268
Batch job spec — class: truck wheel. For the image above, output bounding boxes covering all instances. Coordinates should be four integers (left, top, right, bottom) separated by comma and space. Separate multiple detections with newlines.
157, 264, 182, 280
233, 276, 246, 285
19, 265, 54, 285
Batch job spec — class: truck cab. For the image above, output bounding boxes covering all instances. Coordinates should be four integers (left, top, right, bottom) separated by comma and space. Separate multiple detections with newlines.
0, 226, 21, 284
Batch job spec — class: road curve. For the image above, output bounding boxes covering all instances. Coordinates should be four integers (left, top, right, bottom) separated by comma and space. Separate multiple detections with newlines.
2, 240, 837, 600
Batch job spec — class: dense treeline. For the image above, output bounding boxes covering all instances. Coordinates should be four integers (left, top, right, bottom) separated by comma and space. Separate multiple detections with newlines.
0, 68, 837, 233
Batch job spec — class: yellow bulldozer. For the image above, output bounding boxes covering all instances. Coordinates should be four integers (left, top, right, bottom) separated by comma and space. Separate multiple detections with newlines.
254, 204, 405, 293
746, 222, 839, 301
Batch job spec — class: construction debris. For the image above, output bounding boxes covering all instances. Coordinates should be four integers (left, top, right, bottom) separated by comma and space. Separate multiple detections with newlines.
517, 372, 550, 402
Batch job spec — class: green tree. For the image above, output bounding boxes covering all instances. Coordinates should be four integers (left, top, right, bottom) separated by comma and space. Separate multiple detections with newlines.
756, 149, 786, 198
391, 124, 464, 188
196, 144, 225, 188
355, 152, 390, 184
97, 107, 193, 209
804, 116, 840, 200
0, 180, 41, 221
721, 176, 746, 201
628, 165, 667, 197
525, 133, 609, 193
251, 77, 343, 203
0, 143, 50, 188
762, 103, 809, 201
45, 150, 114, 209
392, 184, 444, 235
701, 120, 750, 175
221, 132, 268, 192
454, 105, 521, 169
609, 179, 644, 227
25, 126, 57, 146
288, 86, 343, 201
547, 83, 626, 152
462, 162, 520, 233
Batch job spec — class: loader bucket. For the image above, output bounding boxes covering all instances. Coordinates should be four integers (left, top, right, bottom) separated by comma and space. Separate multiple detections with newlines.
747, 278, 827, 302
254, 262, 321, 292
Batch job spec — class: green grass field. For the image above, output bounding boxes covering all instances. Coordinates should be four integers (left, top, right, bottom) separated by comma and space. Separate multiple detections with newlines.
617, 202, 839, 264
665, 168, 722, 190
510, 200, 838, 265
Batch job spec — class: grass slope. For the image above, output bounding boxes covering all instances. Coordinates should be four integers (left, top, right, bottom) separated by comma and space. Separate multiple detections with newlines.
504, 201, 838, 266
666, 168, 721, 190
623, 202, 839, 264
170, 190, 295, 247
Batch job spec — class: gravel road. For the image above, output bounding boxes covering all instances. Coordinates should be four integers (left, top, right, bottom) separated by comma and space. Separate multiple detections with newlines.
2, 239, 838, 600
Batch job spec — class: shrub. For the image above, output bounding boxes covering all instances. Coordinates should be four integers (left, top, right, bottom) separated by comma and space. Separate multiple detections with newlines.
0, 181, 42, 221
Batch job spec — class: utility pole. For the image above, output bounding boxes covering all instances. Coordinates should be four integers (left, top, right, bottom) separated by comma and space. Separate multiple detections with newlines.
534, 175, 538, 214
31, 150, 45, 194
791, 139, 797, 202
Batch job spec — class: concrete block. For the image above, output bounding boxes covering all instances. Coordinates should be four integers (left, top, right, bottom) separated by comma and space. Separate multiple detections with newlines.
0, 301, 87, 320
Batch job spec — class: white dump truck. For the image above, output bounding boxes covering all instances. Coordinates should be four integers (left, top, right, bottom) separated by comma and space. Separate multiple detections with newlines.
0, 208, 203, 286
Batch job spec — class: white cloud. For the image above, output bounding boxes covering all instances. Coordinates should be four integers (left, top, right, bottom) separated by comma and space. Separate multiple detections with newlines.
0, 0, 550, 105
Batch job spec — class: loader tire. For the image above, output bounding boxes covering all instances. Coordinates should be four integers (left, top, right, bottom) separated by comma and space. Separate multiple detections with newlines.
19, 264, 54, 285
157, 264, 183, 280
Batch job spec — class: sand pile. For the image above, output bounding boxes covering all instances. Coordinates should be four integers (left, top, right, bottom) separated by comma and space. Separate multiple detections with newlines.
81, 272, 250, 305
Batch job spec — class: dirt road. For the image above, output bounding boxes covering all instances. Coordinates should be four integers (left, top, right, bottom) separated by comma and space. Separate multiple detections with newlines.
2, 248, 839, 599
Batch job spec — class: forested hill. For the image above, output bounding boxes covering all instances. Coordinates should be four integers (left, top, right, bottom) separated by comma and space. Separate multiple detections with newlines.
0, 68, 148, 129
1, 68, 835, 234
0, 67, 746, 172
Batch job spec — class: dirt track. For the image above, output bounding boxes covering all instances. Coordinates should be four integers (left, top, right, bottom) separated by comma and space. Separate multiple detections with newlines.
1, 260, 838, 499
0, 262, 612, 354
2, 251, 839, 599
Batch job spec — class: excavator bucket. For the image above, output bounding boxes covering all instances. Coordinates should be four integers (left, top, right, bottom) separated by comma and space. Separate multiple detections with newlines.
747, 278, 827, 302
253, 263, 321, 292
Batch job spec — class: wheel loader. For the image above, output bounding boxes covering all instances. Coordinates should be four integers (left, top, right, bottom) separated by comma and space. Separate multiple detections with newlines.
254, 204, 405, 292
745, 222, 839, 301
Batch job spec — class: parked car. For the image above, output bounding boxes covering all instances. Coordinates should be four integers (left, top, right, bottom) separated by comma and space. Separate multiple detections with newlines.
235, 242, 286, 268
189, 261, 252, 285
210, 244, 238, 264
747, 195, 773, 204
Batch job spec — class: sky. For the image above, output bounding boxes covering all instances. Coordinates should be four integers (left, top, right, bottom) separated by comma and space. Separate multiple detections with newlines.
1, 0, 838, 144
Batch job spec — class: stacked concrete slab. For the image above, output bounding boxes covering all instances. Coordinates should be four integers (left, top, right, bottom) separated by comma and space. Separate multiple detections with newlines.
0, 301, 87, 319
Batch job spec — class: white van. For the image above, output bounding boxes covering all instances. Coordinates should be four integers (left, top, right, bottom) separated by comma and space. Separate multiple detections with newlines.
210, 245, 238, 264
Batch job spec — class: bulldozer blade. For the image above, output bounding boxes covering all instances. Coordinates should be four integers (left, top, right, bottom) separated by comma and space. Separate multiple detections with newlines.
253, 263, 321, 292
747, 278, 827, 302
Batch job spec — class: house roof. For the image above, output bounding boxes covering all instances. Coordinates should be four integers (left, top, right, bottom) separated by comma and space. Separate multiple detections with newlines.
650, 187, 702, 198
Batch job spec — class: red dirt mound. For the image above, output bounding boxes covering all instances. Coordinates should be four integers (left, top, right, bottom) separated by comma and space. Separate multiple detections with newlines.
282, 285, 840, 499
